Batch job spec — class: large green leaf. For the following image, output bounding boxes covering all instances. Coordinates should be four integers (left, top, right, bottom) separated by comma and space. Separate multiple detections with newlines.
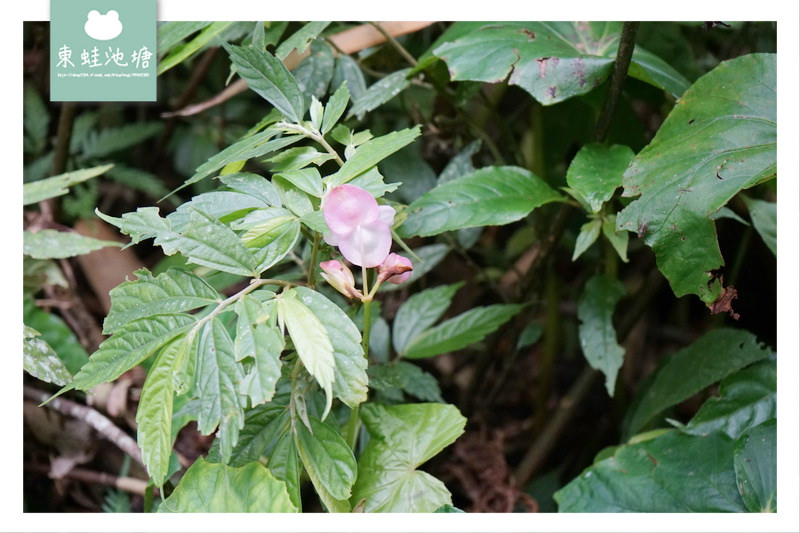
195, 319, 245, 462
294, 415, 357, 511
158, 457, 298, 512
293, 40, 335, 102
157, 21, 211, 59
368, 361, 444, 403
348, 68, 411, 119
324, 126, 421, 187
392, 283, 462, 355
577, 274, 626, 396
275, 21, 331, 60
96, 207, 171, 246
233, 296, 283, 406
351, 403, 466, 512
235, 209, 301, 273
80, 123, 163, 159
276, 290, 335, 417
23, 298, 88, 375
742, 195, 776, 256
137, 336, 192, 487
23, 165, 112, 205
625, 329, 772, 437
64, 314, 196, 393
103, 268, 220, 334
684, 359, 776, 439
321, 82, 350, 134
23, 326, 72, 386
225, 44, 305, 122
566, 143, 634, 213
294, 287, 367, 409
554, 430, 746, 512
616, 53, 776, 306
158, 22, 232, 75
404, 304, 523, 359
433, 22, 689, 105
398, 166, 562, 238
733, 419, 776, 512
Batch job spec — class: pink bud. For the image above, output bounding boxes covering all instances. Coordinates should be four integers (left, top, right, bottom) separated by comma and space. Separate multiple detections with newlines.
319, 260, 363, 299
322, 184, 395, 268
377, 253, 413, 285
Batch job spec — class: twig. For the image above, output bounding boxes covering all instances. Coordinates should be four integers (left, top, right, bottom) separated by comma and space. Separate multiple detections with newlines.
593, 22, 640, 143
24, 385, 144, 467
368, 22, 419, 67
26, 464, 150, 496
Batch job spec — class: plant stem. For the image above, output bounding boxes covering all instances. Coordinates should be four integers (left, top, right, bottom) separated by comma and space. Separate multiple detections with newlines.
593, 21, 640, 143
276, 121, 345, 167
368, 22, 418, 67
345, 292, 373, 451
307, 233, 321, 287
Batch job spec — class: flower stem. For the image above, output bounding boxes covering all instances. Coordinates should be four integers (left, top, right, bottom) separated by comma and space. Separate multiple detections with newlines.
345, 283, 374, 451
307, 233, 321, 287
276, 121, 345, 167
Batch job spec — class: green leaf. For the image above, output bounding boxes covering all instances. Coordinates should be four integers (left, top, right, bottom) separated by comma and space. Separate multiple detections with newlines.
275, 21, 331, 60
434, 22, 689, 106
733, 419, 776, 512
64, 314, 195, 393
324, 126, 421, 187
234, 297, 283, 406
398, 166, 562, 238
96, 207, 171, 246
158, 457, 298, 512
438, 140, 481, 184
351, 403, 466, 512
103, 268, 220, 335
321, 82, 350, 134
332, 55, 367, 103
392, 283, 463, 355
23, 82, 49, 155
23, 165, 112, 205
616, 53, 776, 305
554, 430, 746, 512
137, 336, 192, 487
625, 329, 772, 437
173, 209, 259, 276
23, 326, 72, 386
195, 319, 245, 462
404, 304, 523, 359
742, 196, 776, 256
219, 173, 282, 207
158, 22, 233, 75
577, 274, 626, 395
274, 168, 324, 197
105, 165, 174, 204
294, 415, 357, 507
276, 290, 336, 417
23, 298, 87, 374
23, 230, 121, 260
348, 68, 411, 119
81, 123, 162, 159
208, 398, 289, 465
566, 143, 634, 213
225, 44, 305, 122
235, 209, 301, 273
293, 40, 335, 102
684, 359, 776, 439
294, 287, 367, 409
157, 21, 211, 58
368, 361, 444, 402
602, 214, 629, 263
572, 218, 602, 261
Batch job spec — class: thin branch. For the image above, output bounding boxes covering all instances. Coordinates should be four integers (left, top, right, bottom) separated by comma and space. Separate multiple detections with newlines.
593, 22, 640, 143
26, 464, 150, 496
368, 21, 419, 67
24, 386, 144, 467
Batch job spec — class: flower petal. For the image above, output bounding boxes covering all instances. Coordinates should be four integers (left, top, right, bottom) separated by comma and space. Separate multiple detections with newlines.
338, 222, 392, 267
323, 184, 378, 235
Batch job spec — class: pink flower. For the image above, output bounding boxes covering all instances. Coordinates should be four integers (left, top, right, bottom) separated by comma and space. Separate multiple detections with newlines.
319, 260, 363, 300
323, 184, 396, 268
377, 253, 413, 285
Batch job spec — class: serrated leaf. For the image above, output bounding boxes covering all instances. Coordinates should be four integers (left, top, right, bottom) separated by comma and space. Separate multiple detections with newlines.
554, 430, 746, 512
157, 21, 212, 59
348, 68, 411, 119
434, 22, 689, 105
616, 53, 776, 305
294, 415, 357, 508
742, 196, 776, 256
332, 55, 367, 103
351, 403, 466, 512
81, 123, 162, 159
226, 43, 305, 122
276, 291, 335, 418
65, 314, 196, 393
577, 274, 626, 395
23, 326, 73, 386
173, 209, 259, 276
137, 336, 192, 487
293, 40, 335, 102
399, 166, 562, 238
167, 191, 269, 232
572, 219, 602, 261
207, 395, 290, 465
195, 319, 245, 462
23, 230, 121, 259
158, 22, 232, 75
275, 21, 331, 60
626, 329, 772, 438
392, 283, 463, 355
324, 126, 421, 187
274, 168, 324, 197
567, 143, 633, 213
23, 165, 112, 205
368, 361, 444, 402
348, 167, 398, 198
219, 173, 282, 207
733, 419, 776, 512
234, 296, 283, 406
234, 208, 301, 273
684, 359, 776, 439
321, 82, 350, 134
404, 304, 523, 359
158, 457, 298, 512
294, 287, 367, 409
103, 268, 220, 334
23, 298, 87, 374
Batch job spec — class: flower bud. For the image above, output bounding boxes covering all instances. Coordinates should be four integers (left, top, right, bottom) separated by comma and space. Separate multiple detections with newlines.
319, 260, 363, 300
377, 253, 413, 285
